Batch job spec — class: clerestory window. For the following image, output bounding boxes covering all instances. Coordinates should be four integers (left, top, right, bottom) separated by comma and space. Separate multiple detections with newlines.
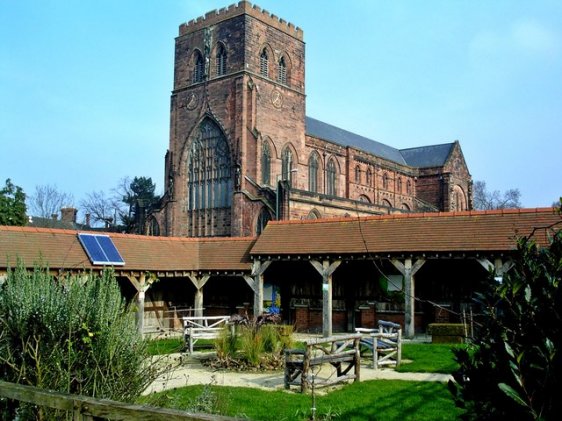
327, 159, 337, 196
281, 147, 294, 187
308, 153, 319, 193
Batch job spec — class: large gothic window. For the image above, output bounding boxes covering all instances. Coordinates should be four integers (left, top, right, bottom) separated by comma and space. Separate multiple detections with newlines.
308, 152, 319, 193
281, 147, 294, 187
327, 159, 337, 196
193, 51, 205, 83
187, 118, 232, 212
216, 44, 227, 76
260, 49, 269, 77
261, 141, 271, 185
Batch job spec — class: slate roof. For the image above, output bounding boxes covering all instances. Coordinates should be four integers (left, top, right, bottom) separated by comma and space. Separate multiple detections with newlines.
250, 208, 561, 256
305, 116, 455, 168
0, 227, 255, 272
400, 143, 456, 168
305, 117, 407, 164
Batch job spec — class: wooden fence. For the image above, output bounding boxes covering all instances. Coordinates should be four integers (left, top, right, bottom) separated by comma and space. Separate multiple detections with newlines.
0, 380, 239, 421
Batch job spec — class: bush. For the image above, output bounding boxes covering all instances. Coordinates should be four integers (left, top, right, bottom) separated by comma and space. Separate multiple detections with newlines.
0, 264, 162, 419
428, 323, 467, 344
449, 229, 562, 420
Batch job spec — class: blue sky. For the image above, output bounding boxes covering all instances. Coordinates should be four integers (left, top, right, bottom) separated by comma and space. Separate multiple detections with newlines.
1, 0, 561, 219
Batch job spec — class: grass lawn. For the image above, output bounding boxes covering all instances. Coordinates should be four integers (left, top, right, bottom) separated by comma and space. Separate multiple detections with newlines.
397, 342, 464, 373
146, 337, 185, 355
141, 380, 461, 420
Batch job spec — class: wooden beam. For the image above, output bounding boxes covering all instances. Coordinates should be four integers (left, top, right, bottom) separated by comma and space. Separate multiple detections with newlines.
391, 258, 425, 339
310, 259, 341, 338
187, 273, 210, 318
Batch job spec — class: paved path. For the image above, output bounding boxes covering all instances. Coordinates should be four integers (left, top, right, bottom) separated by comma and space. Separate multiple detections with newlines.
145, 353, 452, 395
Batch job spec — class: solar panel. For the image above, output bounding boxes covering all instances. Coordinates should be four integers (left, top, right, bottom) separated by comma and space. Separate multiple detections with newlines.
77, 233, 125, 266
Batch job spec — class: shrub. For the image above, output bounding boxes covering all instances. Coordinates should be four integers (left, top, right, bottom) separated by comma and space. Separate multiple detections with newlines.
449, 228, 562, 420
0, 264, 162, 419
428, 323, 467, 343
212, 314, 294, 370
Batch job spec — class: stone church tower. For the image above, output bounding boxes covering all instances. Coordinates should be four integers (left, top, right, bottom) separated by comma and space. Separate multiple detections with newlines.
150, 2, 472, 237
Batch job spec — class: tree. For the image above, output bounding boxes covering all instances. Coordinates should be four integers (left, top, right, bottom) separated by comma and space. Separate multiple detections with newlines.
117, 176, 158, 232
80, 190, 118, 228
473, 180, 522, 210
28, 184, 74, 220
0, 178, 27, 226
449, 211, 562, 420
79, 177, 158, 232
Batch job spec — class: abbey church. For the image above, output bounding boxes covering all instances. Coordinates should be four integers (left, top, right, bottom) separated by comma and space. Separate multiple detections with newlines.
150, 1, 472, 238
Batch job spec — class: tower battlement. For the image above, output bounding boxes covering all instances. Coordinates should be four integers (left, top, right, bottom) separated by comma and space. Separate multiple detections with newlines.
179, 1, 303, 40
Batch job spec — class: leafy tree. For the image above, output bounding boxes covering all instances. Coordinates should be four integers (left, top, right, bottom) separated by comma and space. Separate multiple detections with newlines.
0, 178, 27, 226
473, 180, 522, 210
449, 210, 562, 420
118, 176, 158, 233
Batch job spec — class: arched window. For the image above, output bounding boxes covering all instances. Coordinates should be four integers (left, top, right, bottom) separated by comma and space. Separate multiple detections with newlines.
308, 152, 319, 193
148, 217, 160, 236
382, 172, 389, 190
187, 118, 232, 212
261, 141, 271, 185
307, 209, 321, 219
216, 44, 227, 76
366, 168, 372, 186
260, 49, 269, 77
281, 147, 294, 187
397, 177, 402, 193
355, 165, 361, 184
256, 208, 271, 235
406, 179, 412, 194
193, 51, 204, 83
278, 56, 287, 84
327, 159, 337, 196
359, 194, 371, 203
402, 203, 411, 211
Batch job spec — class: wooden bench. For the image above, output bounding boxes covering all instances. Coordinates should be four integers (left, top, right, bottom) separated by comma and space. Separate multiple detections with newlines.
284, 333, 361, 392
356, 320, 402, 370
182, 315, 231, 353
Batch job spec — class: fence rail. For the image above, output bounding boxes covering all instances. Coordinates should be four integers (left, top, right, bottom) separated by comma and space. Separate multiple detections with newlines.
0, 380, 239, 421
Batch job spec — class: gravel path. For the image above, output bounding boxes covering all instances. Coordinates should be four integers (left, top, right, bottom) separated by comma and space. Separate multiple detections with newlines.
144, 353, 452, 395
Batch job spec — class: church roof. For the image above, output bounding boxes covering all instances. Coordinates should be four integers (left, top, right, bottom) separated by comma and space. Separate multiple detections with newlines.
305, 117, 407, 164
305, 116, 455, 168
400, 143, 456, 168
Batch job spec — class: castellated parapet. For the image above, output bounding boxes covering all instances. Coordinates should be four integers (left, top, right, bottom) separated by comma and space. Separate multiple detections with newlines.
179, 1, 303, 40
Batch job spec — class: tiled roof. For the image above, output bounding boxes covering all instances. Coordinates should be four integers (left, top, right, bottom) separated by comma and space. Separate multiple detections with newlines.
400, 143, 455, 168
0, 226, 255, 272
250, 208, 561, 256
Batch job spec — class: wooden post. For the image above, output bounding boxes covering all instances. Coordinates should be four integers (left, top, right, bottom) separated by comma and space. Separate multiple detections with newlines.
311, 259, 341, 337
477, 257, 514, 280
391, 258, 425, 339
187, 273, 210, 318
245, 260, 271, 317
126, 273, 152, 336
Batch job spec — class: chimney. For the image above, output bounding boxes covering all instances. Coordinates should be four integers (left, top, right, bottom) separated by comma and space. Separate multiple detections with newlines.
85, 213, 91, 227
61, 207, 78, 224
